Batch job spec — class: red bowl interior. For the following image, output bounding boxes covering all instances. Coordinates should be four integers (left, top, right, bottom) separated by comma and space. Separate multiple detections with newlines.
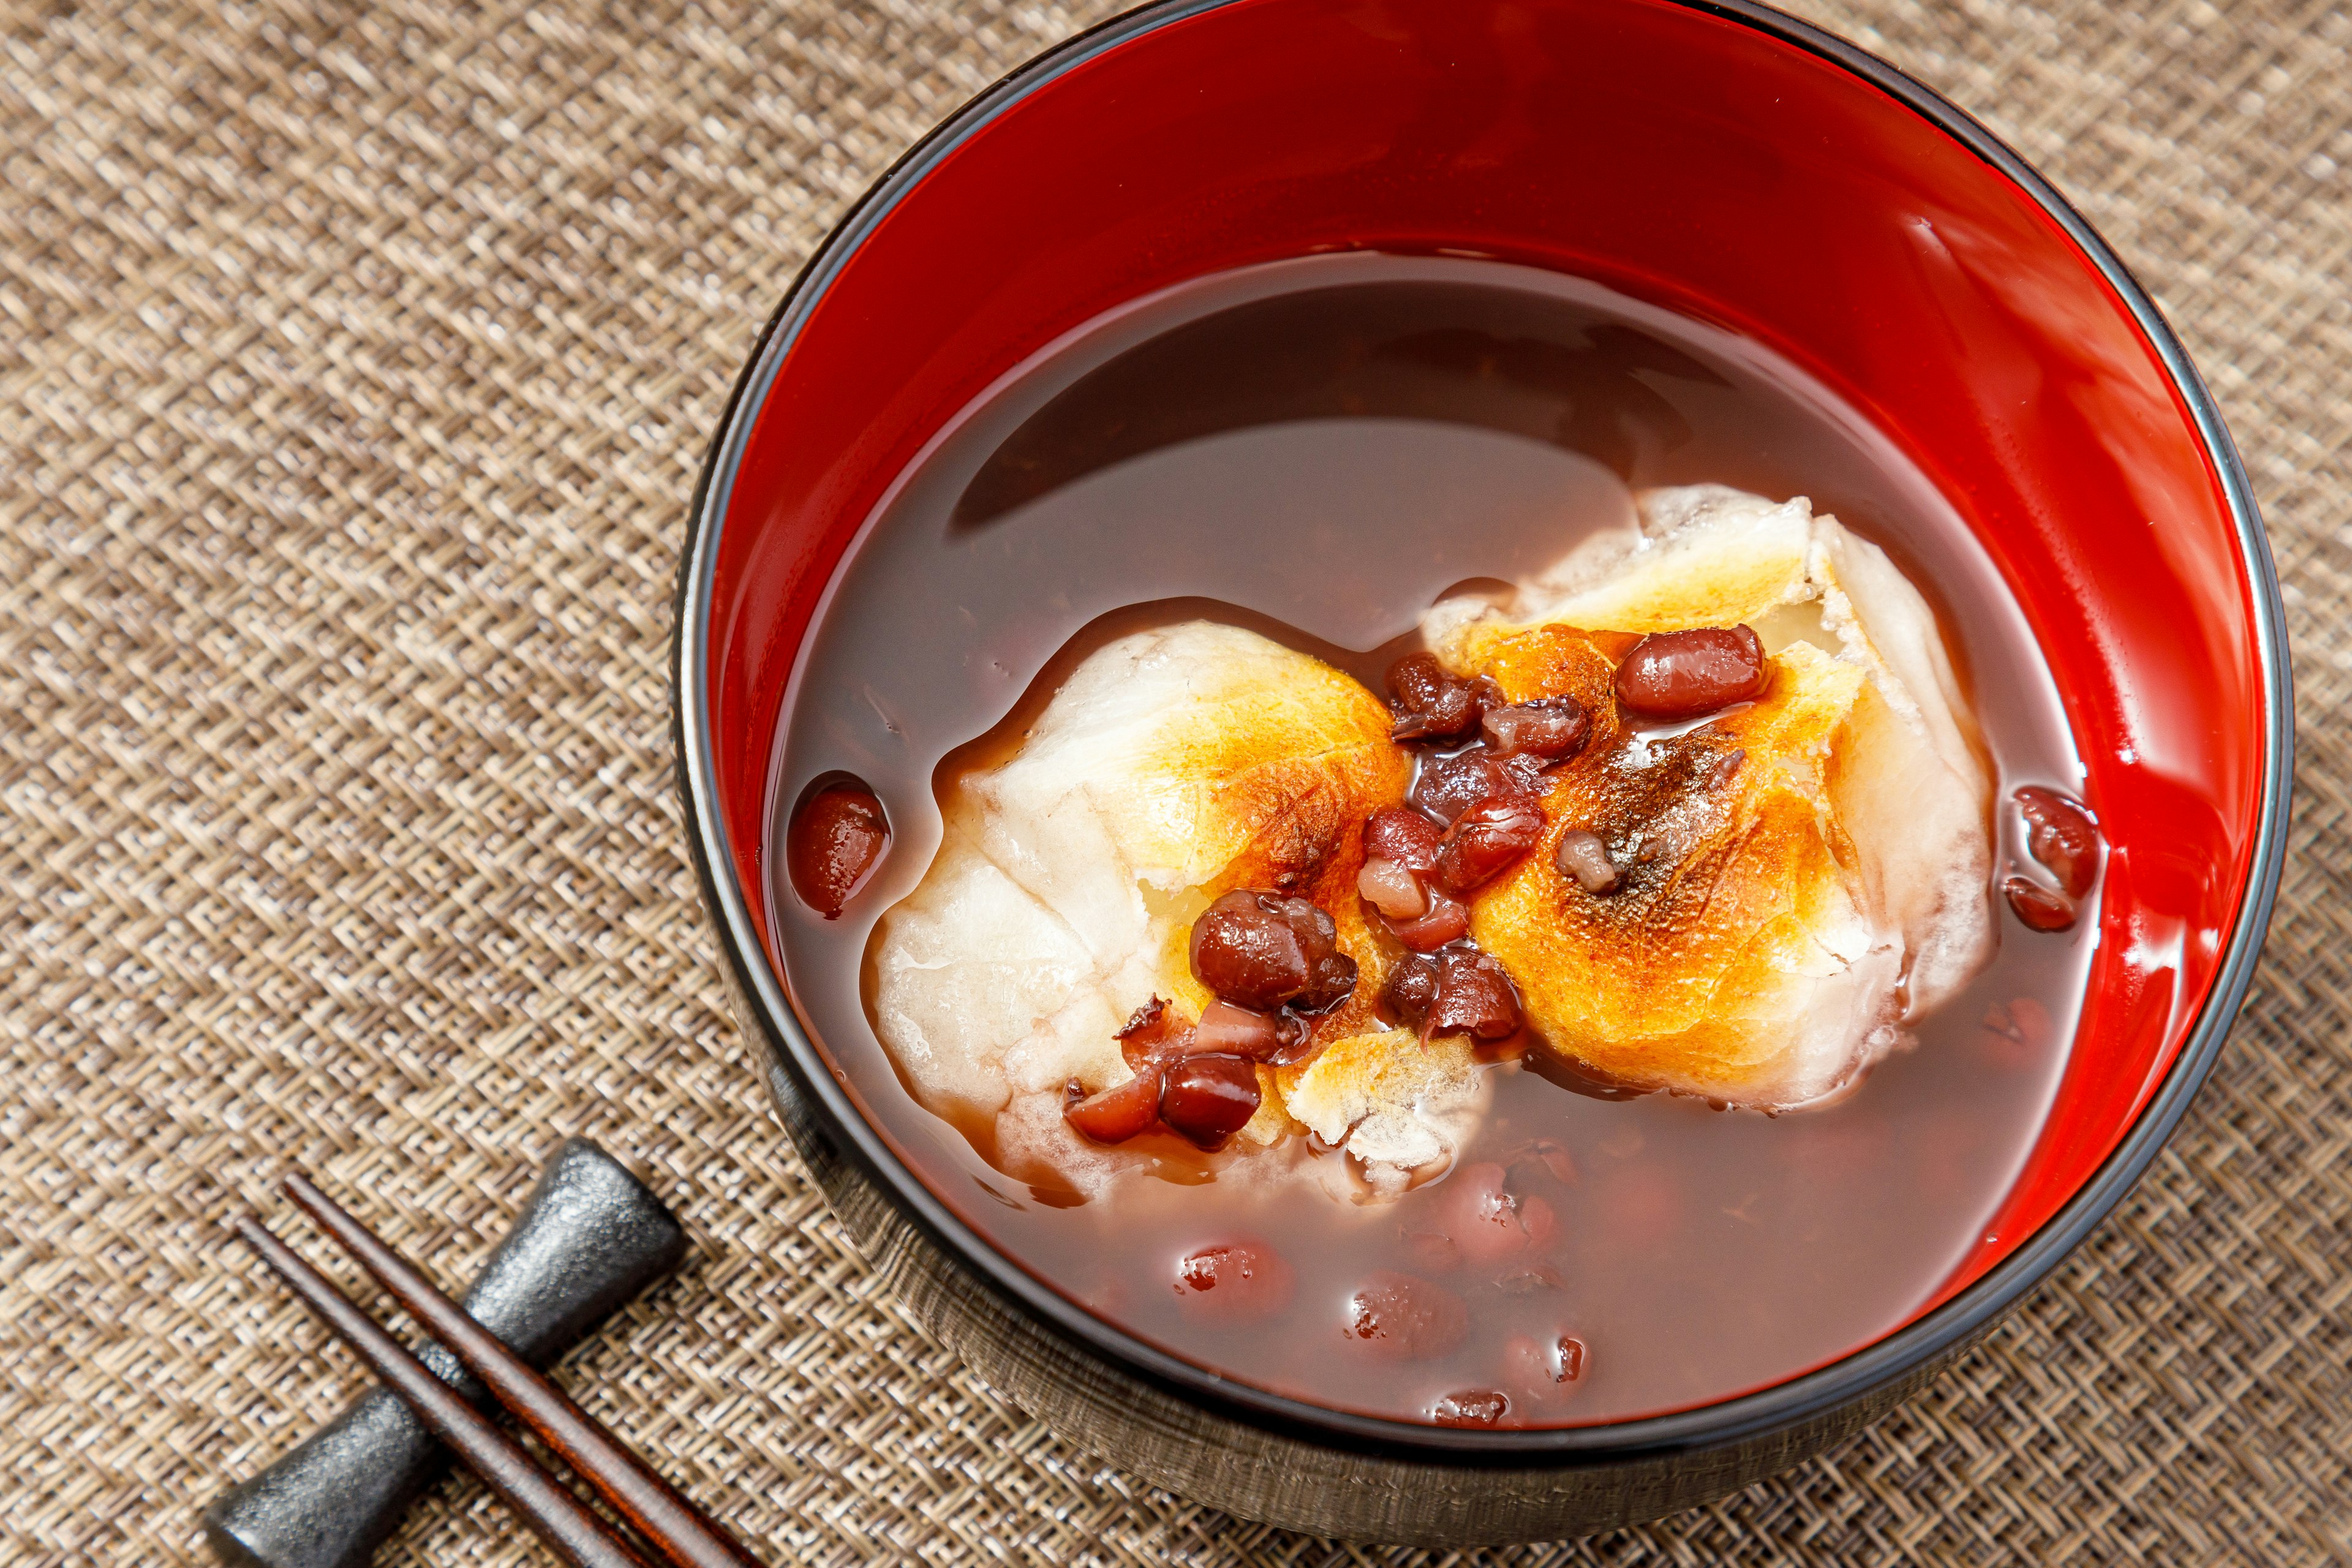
699, 0, 2272, 1319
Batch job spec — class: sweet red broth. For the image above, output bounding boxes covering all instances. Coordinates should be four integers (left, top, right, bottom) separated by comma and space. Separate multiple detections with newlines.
766, 254, 2094, 1426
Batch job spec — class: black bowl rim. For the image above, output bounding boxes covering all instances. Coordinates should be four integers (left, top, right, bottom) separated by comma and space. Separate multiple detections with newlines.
670, 0, 2291, 1467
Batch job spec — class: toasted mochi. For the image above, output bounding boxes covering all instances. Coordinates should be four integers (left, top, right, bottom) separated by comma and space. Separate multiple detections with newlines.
1433, 485, 1993, 1107
872, 620, 1478, 1190
1276, 1030, 1488, 1196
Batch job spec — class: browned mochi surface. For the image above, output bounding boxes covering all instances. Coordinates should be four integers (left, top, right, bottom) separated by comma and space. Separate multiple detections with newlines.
1429, 485, 1995, 1107
869, 622, 1488, 1197
1454, 624, 1891, 1101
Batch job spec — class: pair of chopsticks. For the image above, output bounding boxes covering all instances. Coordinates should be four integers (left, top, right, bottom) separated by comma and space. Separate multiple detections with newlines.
236, 1176, 766, 1568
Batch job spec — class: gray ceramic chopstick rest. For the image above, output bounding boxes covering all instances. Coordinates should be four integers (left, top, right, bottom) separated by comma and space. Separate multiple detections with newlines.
203, 1137, 688, 1568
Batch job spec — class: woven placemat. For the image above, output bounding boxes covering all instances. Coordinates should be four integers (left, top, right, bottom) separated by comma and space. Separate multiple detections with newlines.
3, 0, 2346, 1561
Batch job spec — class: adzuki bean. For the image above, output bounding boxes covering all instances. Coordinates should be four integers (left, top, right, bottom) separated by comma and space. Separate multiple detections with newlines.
1386, 888, 1469, 952
1194, 1000, 1309, 1063
1063, 1066, 1166, 1143
1427, 949, 1522, 1039
1189, 890, 1358, 1012
1613, 625, 1766, 718
786, 781, 891, 918
1410, 750, 1518, 827
1344, 1272, 1468, 1360
2015, 786, 2100, 898
1480, 696, 1590, 763
1385, 653, 1499, 741
1356, 856, 1426, 920
1381, 952, 1441, 1027
1363, 806, 1442, 872
1433, 794, 1545, 895
1554, 828, 1619, 895
1159, 1054, 1262, 1148
1431, 1390, 1510, 1428
2002, 876, 2077, 932
1115, 995, 1191, 1068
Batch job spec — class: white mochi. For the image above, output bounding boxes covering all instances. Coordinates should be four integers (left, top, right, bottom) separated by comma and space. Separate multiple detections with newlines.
1428, 484, 1994, 1104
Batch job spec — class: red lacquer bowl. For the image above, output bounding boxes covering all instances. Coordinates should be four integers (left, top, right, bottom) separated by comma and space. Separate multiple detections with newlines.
673, 0, 2289, 1542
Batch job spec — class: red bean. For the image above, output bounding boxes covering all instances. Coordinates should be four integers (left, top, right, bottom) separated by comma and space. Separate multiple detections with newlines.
1193, 1000, 1283, 1060
1432, 1390, 1511, 1428
1063, 1065, 1166, 1144
2003, 876, 2078, 932
1613, 625, 1766, 718
1411, 750, 1515, 827
1554, 828, 1619, 894
1385, 653, 1498, 741
1434, 794, 1545, 895
1204, 1001, 1317, 1062
1481, 696, 1589, 763
1114, 996, 1192, 1068
1189, 891, 1357, 1012
1172, 1240, 1295, 1322
1363, 806, 1443, 873
1357, 857, 1427, 920
1343, 1272, 1468, 1360
1553, 1335, 1588, 1382
1428, 950, 1520, 1039
786, 781, 890, 918
1159, 1054, 1262, 1148
1439, 1163, 1534, 1264
2016, 786, 2100, 898
1264, 1011, 1319, 1066
1382, 953, 1442, 1026
1386, 888, 1469, 952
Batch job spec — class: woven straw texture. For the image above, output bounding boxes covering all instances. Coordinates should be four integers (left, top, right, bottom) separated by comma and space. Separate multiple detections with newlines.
3, 0, 2347, 1561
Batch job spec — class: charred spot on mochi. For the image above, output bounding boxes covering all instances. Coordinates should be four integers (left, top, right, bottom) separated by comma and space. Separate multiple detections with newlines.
1561, 729, 1748, 906
786, 775, 890, 918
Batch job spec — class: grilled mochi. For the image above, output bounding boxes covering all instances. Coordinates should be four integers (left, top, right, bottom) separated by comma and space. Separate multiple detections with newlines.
870, 620, 1488, 1193
1427, 484, 1994, 1107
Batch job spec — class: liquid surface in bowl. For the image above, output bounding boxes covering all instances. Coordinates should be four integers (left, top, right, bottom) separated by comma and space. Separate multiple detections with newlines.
768, 254, 2095, 1427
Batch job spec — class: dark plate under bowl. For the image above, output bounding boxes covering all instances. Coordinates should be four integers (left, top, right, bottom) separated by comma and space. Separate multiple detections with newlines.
671, 0, 2289, 1543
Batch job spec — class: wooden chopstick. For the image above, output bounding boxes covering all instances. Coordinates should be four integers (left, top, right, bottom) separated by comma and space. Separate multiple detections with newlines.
281, 1173, 768, 1568
232, 1216, 658, 1568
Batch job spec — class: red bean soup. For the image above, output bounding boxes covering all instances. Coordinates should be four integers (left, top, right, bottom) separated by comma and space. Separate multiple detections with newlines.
767, 255, 2094, 1427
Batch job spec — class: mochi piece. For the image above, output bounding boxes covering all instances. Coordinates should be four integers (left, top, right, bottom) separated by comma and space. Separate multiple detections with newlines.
1432, 485, 1993, 1107
1423, 485, 1814, 657
867, 812, 1125, 1121
1277, 1030, 1490, 1194
869, 620, 1414, 1187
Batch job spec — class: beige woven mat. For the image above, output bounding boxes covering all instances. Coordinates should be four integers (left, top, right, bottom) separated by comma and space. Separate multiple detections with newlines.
3, 0, 2348, 1561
